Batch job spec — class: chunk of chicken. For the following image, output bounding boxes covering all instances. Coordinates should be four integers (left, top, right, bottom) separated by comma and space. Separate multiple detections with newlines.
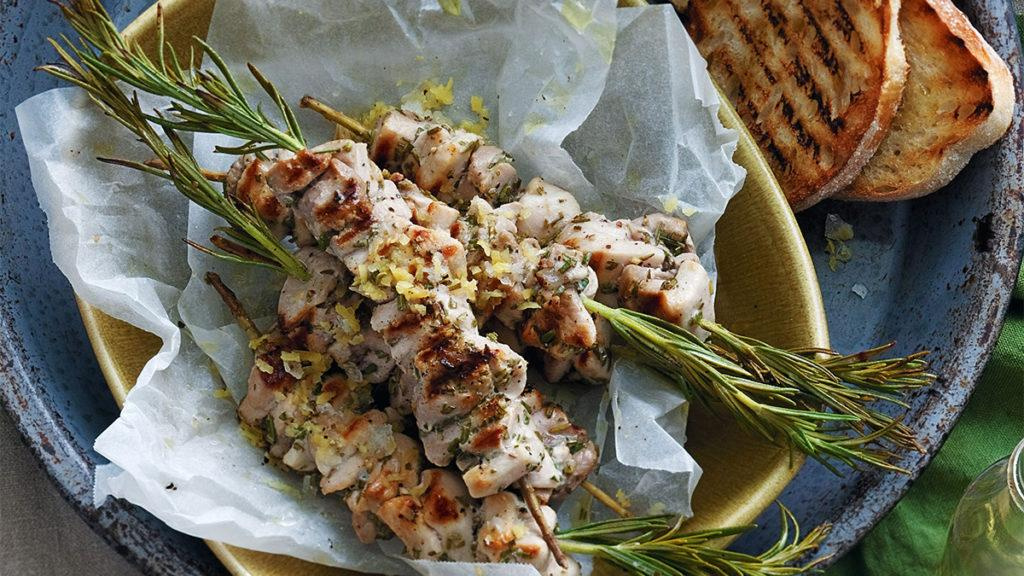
237, 340, 297, 427
454, 145, 520, 206
313, 407, 397, 495
376, 469, 476, 561
397, 178, 460, 232
477, 492, 581, 576
370, 111, 521, 208
369, 109, 422, 172
618, 253, 714, 335
346, 433, 422, 543
497, 177, 580, 244
412, 326, 527, 429
556, 213, 668, 286
224, 150, 294, 238
412, 125, 481, 201
520, 244, 600, 381
266, 147, 333, 195
629, 213, 696, 255
521, 390, 598, 500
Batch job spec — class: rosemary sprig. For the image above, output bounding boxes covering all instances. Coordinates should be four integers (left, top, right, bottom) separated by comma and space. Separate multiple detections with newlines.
39, 1, 308, 278
49, 0, 305, 154
557, 505, 830, 576
584, 299, 933, 473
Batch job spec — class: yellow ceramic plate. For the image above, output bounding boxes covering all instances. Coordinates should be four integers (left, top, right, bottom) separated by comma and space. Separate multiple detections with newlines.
77, 1, 829, 574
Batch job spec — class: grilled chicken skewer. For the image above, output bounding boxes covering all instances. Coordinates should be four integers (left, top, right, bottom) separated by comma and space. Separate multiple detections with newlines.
304, 102, 715, 382
208, 271, 579, 573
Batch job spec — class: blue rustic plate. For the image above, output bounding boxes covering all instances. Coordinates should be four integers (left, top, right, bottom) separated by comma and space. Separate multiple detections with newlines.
0, 1, 1021, 575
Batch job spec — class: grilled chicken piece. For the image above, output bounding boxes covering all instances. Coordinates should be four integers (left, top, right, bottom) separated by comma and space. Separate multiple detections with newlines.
477, 492, 581, 576
454, 145, 520, 206
370, 294, 476, 369
346, 433, 422, 543
313, 407, 397, 495
266, 147, 333, 195
558, 211, 713, 336
397, 177, 460, 232
375, 299, 561, 498
376, 469, 476, 561
521, 390, 598, 500
413, 124, 481, 201
224, 150, 296, 238
520, 244, 600, 382
496, 177, 580, 244
276, 248, 393, 383
619, 254, 714, 333
370, 110, 481, 203
368, 109, 422, 172
457, 397, 563, 498
629, 213, 696, 255
412, 326, 527, 429
556, 213, 668, 286
370, 110, 520, 208
237, 337, 298, 428
278, 248, 347, 328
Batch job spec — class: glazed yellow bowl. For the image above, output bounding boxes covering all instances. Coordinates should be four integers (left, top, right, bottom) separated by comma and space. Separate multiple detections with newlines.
77, 1, 829, 574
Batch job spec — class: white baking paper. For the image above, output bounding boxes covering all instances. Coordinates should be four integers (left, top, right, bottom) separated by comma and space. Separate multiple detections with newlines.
18, 1, 744, 573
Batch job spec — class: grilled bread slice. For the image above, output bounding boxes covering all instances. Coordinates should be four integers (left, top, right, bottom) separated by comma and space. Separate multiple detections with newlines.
677, 0, 908, 210
837, 0, 1014, 201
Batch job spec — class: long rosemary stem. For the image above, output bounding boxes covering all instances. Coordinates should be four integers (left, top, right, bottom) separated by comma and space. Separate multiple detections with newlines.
584, 298, 933, 473
557, 505, 830, 575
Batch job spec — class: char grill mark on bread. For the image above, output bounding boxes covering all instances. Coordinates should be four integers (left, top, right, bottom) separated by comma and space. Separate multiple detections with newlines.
837, 0, 1014, 201
678, 0, 908, 210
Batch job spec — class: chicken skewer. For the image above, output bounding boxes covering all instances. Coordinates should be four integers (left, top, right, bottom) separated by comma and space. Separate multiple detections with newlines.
302, 100, 714, 382
208, 271, 578, 572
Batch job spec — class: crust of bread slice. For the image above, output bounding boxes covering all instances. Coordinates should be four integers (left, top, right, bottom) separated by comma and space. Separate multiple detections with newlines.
838, 0, 1015, 201
677, 0, 908, 211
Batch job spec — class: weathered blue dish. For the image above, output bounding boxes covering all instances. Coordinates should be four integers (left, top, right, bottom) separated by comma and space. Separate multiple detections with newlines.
0, 1, 1021, 574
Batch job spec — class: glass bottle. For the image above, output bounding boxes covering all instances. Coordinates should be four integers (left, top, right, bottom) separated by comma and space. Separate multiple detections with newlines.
937, 436, 1024, 575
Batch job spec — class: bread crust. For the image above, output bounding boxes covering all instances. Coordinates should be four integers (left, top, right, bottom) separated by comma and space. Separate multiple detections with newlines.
678, 0, 908, 211
838, 0, 1015, 201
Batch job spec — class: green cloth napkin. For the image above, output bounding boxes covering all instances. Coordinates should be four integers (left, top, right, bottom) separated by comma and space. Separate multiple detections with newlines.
828, 264, 1024, 575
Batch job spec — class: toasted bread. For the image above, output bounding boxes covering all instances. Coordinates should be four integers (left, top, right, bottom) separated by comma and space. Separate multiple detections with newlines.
837, 0, 1015, 201
676, 0, 908, 211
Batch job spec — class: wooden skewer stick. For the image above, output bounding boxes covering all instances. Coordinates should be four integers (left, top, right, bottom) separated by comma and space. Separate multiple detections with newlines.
517, 479, 570, 569
204, 271, 261, 341
143, 158, 227, 182
300, 95, 372, 142
581, 481, 632, 518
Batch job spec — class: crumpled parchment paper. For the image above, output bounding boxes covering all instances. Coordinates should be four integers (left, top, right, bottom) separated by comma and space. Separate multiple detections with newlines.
18, 1, 744, 573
